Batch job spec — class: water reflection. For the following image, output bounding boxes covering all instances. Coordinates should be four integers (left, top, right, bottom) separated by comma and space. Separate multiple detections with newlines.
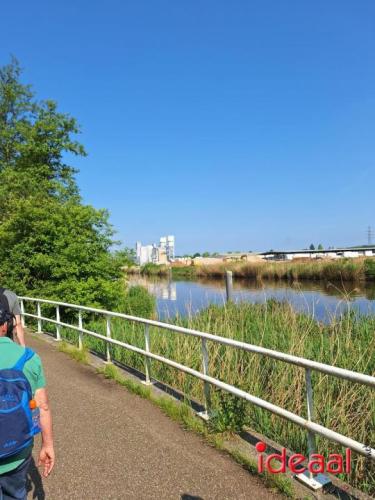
128, 276, 375, 323
129, 276, 177, 301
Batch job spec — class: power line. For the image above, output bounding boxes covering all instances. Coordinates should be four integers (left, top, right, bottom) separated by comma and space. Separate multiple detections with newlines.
368, 226, 373, 246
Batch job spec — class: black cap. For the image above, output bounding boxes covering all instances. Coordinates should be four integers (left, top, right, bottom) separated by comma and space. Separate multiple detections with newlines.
0, 307, 12, 326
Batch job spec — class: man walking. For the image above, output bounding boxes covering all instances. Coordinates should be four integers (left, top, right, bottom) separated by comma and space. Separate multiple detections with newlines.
0, 306, 54, 499
0, 288, 25, 347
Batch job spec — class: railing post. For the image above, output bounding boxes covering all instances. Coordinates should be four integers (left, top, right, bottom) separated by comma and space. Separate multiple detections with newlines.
143, 324, 152, 385
106, 316, 111, 363
305, 368, 317, 470
20, 300, 25, 327
36, 302, 42, 333
296, 368, 331, 490
78, 310, 83, 350
199, 338, 211, 419
55, 305, 61, 341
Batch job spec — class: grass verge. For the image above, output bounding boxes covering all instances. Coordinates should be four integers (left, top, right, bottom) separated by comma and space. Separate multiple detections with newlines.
58, 341, 89, 364
229, 449, 295, 498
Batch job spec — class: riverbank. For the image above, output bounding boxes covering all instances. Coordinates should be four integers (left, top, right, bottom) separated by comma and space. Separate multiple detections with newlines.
60, 300, 375, 496
132, 257, 375, 282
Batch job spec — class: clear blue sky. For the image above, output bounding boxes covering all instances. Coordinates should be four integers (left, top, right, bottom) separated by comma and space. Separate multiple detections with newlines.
1, 1, 374, 254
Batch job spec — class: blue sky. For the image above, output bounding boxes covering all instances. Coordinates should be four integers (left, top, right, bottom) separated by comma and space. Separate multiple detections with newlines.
1, 1, 374, 254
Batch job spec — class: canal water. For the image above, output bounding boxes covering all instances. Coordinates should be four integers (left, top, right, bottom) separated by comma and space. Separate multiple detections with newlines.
128, 275, 375, 323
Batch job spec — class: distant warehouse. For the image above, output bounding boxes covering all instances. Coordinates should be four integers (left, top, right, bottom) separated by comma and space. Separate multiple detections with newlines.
260, 247, 375, 261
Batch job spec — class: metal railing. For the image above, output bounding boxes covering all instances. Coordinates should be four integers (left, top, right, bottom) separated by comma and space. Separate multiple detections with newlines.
20, 296, 375, 468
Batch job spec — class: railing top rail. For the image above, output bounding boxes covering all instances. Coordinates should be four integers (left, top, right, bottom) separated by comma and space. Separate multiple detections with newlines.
19, 296, 375, 388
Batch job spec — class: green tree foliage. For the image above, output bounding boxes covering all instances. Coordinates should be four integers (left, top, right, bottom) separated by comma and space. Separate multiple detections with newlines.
112, 248, 136, 268
318, 243, 324, 250
0, 58, 125, 309
309, 243, 315, 250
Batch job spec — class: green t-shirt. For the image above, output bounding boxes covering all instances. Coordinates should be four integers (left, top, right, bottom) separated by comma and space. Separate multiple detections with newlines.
0, 337, 46, 475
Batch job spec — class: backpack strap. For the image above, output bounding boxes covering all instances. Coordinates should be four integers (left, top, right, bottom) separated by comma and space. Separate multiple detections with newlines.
12, 348, 35, 371
0, 288, 13, 340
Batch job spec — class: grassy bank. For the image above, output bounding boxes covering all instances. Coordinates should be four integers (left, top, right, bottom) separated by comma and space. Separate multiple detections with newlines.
138, 257, 375, 283
45, 300, 375, 495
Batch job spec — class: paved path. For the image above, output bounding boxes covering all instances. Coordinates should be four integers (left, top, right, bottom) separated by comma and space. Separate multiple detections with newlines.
26, 334, 279, 500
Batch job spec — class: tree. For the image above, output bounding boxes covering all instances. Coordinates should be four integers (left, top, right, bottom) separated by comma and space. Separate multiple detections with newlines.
318, 244, 324, 250
202, 252, 210, 257
192, 253, 201, 258
112, 248, 136, 268
0, 59, 125, 309
309, 244, 315, 250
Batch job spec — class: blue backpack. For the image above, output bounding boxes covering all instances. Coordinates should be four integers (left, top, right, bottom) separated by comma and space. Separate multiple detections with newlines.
0, 348, 41, 459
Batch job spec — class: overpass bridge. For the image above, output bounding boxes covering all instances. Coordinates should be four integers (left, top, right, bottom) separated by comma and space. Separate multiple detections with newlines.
19, 297, 375, 499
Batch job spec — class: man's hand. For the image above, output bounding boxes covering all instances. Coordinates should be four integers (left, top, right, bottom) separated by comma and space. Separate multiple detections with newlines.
14, 315, 25, 346
38, 445, 55, 477
35, 387, 54, 477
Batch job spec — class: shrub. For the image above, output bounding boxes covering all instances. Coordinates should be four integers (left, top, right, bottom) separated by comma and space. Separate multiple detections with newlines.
208, 392, 247, 433
364, 258, 375, 279
123, 286, 155, 318
140, 263, 169, 276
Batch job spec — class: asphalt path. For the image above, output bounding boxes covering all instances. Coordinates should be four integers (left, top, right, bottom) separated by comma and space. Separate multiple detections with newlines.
26, 334, 279, 500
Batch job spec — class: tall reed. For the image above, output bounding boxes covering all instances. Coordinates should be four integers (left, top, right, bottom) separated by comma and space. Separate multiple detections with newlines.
137, 257, 375, 282
197, 258, 368, 282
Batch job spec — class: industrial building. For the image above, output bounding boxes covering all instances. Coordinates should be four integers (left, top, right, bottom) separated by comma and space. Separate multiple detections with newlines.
260, 247, 375, 261
159, 236, 175, 260
136, 236, 175, 265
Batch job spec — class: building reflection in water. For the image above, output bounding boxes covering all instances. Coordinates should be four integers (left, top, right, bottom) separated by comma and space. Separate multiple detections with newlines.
130, 277, 177, 301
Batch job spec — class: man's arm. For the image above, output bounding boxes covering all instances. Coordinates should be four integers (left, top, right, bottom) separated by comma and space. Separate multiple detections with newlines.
34, 387, 55, 477
14, 314, 25, 346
